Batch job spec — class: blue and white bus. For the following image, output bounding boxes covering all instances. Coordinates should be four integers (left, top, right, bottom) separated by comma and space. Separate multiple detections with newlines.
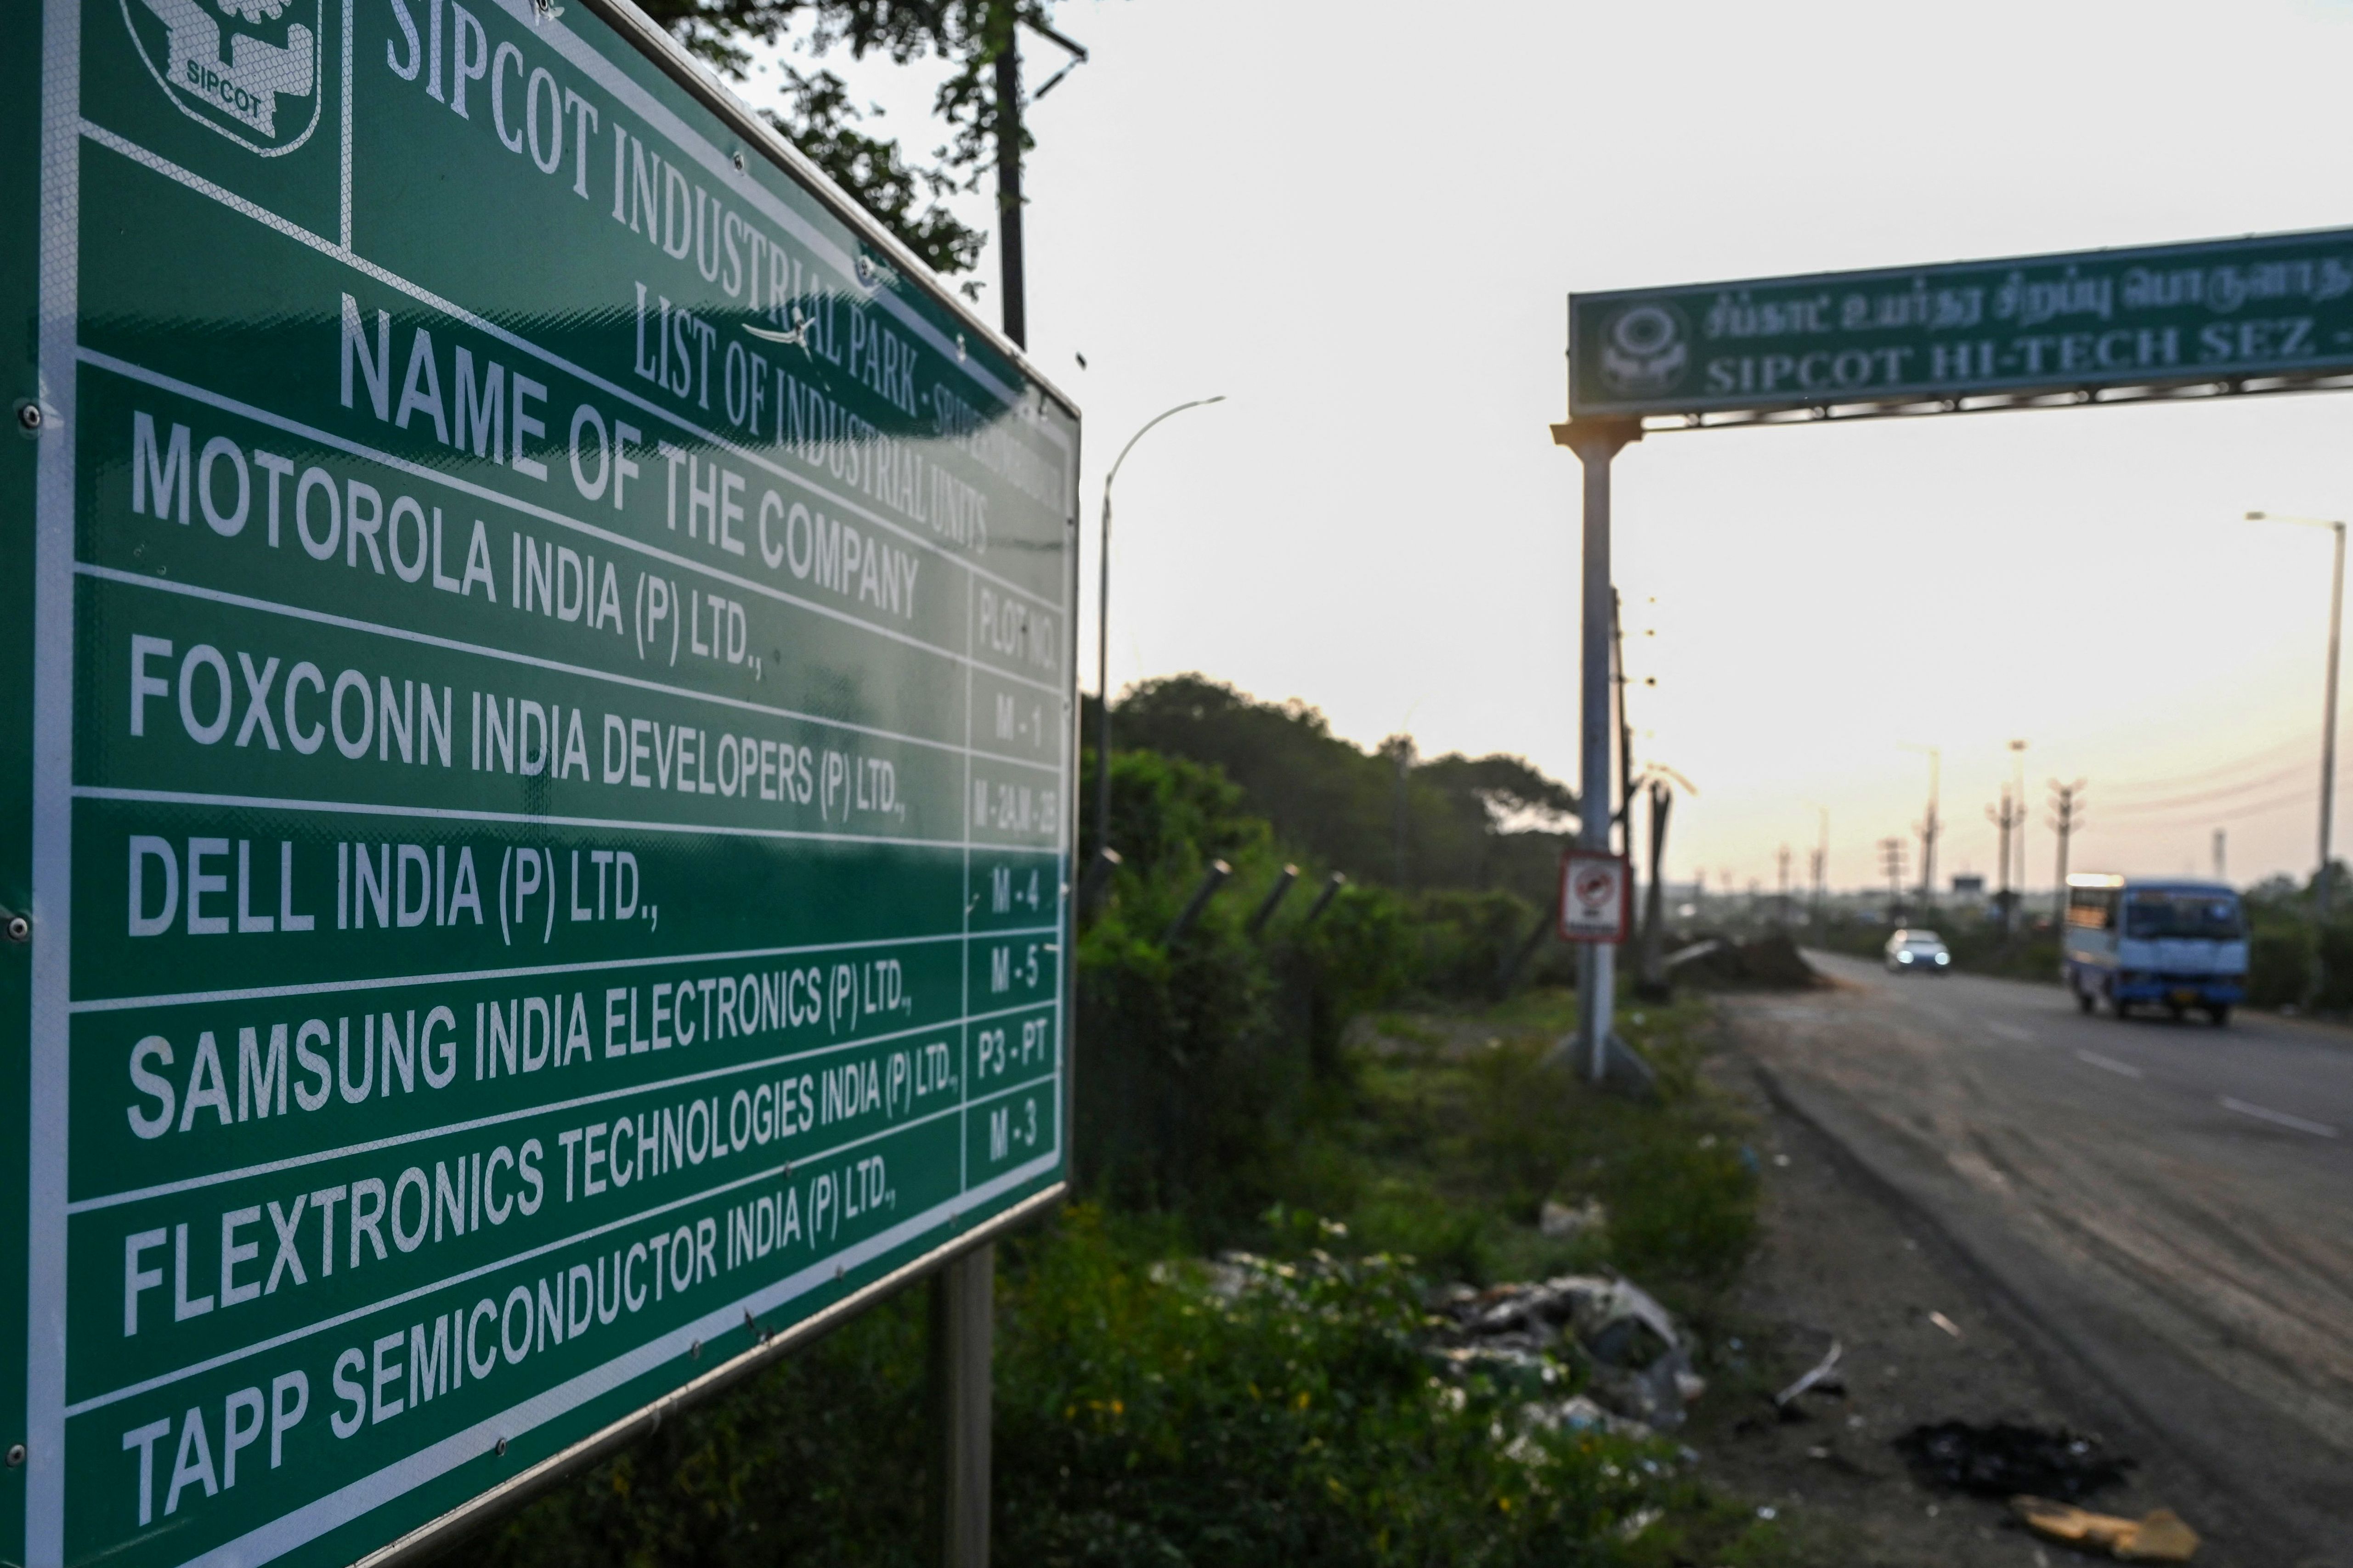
2061, 874, 2248, 1024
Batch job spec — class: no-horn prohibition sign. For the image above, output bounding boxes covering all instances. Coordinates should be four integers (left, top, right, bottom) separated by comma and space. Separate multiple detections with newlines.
1557, 851, 1631, 944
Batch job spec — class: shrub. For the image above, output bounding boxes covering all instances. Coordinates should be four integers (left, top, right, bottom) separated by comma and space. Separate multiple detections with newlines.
455, 1209, 1762, 1568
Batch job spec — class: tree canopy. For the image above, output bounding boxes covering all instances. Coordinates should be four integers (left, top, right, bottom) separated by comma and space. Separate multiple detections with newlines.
1097, 675, 1578, 907
634, 0, 1058, 282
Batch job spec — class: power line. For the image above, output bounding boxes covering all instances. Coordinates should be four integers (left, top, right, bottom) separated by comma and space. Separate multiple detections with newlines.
2097, 739, 2313, 798
2096, 785, 2317, 826
2094, 762, 2310, 816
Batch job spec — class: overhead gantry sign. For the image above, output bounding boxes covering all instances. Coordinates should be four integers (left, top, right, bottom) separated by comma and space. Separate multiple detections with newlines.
1552, 226, 2353, 1074
1570, 227, 2353, 430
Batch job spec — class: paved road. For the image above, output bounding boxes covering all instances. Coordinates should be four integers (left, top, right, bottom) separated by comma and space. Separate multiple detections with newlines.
1729, 953, 2353, 1566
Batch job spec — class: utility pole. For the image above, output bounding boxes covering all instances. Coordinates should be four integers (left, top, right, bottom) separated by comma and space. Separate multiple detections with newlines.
1610, 592, 1640, 933
1612, 590, 1637, 856
1900, 744, 1940, 908
1987, 789, 2021, 935
2008, 740, 2030, 920
932, 26, 1029, 1564
1879, 837, 1907, 923
1391, 736, 1412, 887
991, 16, 1025, 349
1638, 780, 1673, 990
2214, 828, 2228, 883
2322, 525, 2343, 925
2246, 512, 2346, 1010
2048, 779, 2085, 930
933, 12, 1081, 1555
1803, 802, 1828, 929
1776, 844, 1792, 926
2247, 513, 2346, 931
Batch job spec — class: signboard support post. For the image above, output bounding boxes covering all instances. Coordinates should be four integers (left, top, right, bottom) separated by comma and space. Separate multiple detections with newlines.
1554, 420, 1640, 1082
928, 1244, 994, 1567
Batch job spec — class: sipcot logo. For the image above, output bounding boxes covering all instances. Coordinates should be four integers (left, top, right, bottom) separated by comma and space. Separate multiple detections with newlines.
1596, 303, 1689, 398
122, 0, 323, 156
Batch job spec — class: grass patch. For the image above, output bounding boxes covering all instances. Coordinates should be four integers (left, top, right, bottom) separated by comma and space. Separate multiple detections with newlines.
455, 989, 1770, 1567
1274, 988, 1761, 1315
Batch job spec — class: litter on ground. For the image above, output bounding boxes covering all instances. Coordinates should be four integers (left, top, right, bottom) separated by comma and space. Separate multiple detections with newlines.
1538, 1196, 1608, 1240
2010, 1496, 2199, 1562
1429, 1273, 1706, 1430
1774, 1337, 1845, 1413
1892, 1420, 2132, 1501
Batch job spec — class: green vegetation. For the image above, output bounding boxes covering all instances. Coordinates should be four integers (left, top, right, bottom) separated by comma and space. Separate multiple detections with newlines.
1105, 675, 1579, 906
2240, 869, 2353, 1011
463, 1202, 1787, 1568
457, 685, 1779, 1567
1278, 990, 1759, 1305
1072, 735, 1582, 1223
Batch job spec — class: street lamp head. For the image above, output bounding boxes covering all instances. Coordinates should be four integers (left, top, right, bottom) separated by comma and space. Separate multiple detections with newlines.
1094, 393, 1231, 863
1104, 395, 1228, 491
2247, 509, 2346, 531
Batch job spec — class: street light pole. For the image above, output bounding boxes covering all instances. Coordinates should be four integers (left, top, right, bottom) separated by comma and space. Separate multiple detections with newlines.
2246, 512, 2347, 945
1093, 397, 1226, 861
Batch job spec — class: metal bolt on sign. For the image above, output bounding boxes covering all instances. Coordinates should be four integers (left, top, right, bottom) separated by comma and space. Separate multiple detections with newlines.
3, 912, 28, 943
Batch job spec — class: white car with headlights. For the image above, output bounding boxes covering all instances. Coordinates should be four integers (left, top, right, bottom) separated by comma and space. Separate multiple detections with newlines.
1884, 929, 1951, 974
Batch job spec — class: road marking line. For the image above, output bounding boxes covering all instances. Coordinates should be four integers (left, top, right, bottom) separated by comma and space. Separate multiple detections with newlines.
1987, 1021, 2035, 1043
2076, 1050, 2143, 1079
2220, 1097, 2338, 1138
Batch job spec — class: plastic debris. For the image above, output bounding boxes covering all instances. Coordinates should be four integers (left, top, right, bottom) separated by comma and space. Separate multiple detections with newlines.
1429, 1273, 1706, 1429
1893, 1421, 2131, 1501
2010, 1496, 2200, 1562
1774, 1338, 1845, 1412
1539, 1196, 1608, 1239
1522, 1393, 1650, 1439
1927, 1310, 1962, 1339
1614, 1505, 1663, 1542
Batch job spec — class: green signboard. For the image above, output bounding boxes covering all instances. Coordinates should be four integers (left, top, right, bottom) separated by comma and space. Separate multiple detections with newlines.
7, 0, 1079, 1563
1570, 227, 2353, 421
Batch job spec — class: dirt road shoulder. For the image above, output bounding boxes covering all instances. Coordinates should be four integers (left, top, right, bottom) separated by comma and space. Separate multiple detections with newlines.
1699, 1004, 2293, 1567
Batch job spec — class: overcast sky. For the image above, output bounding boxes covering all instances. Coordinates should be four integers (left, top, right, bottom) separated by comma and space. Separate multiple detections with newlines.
748, 0, 2353, 895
